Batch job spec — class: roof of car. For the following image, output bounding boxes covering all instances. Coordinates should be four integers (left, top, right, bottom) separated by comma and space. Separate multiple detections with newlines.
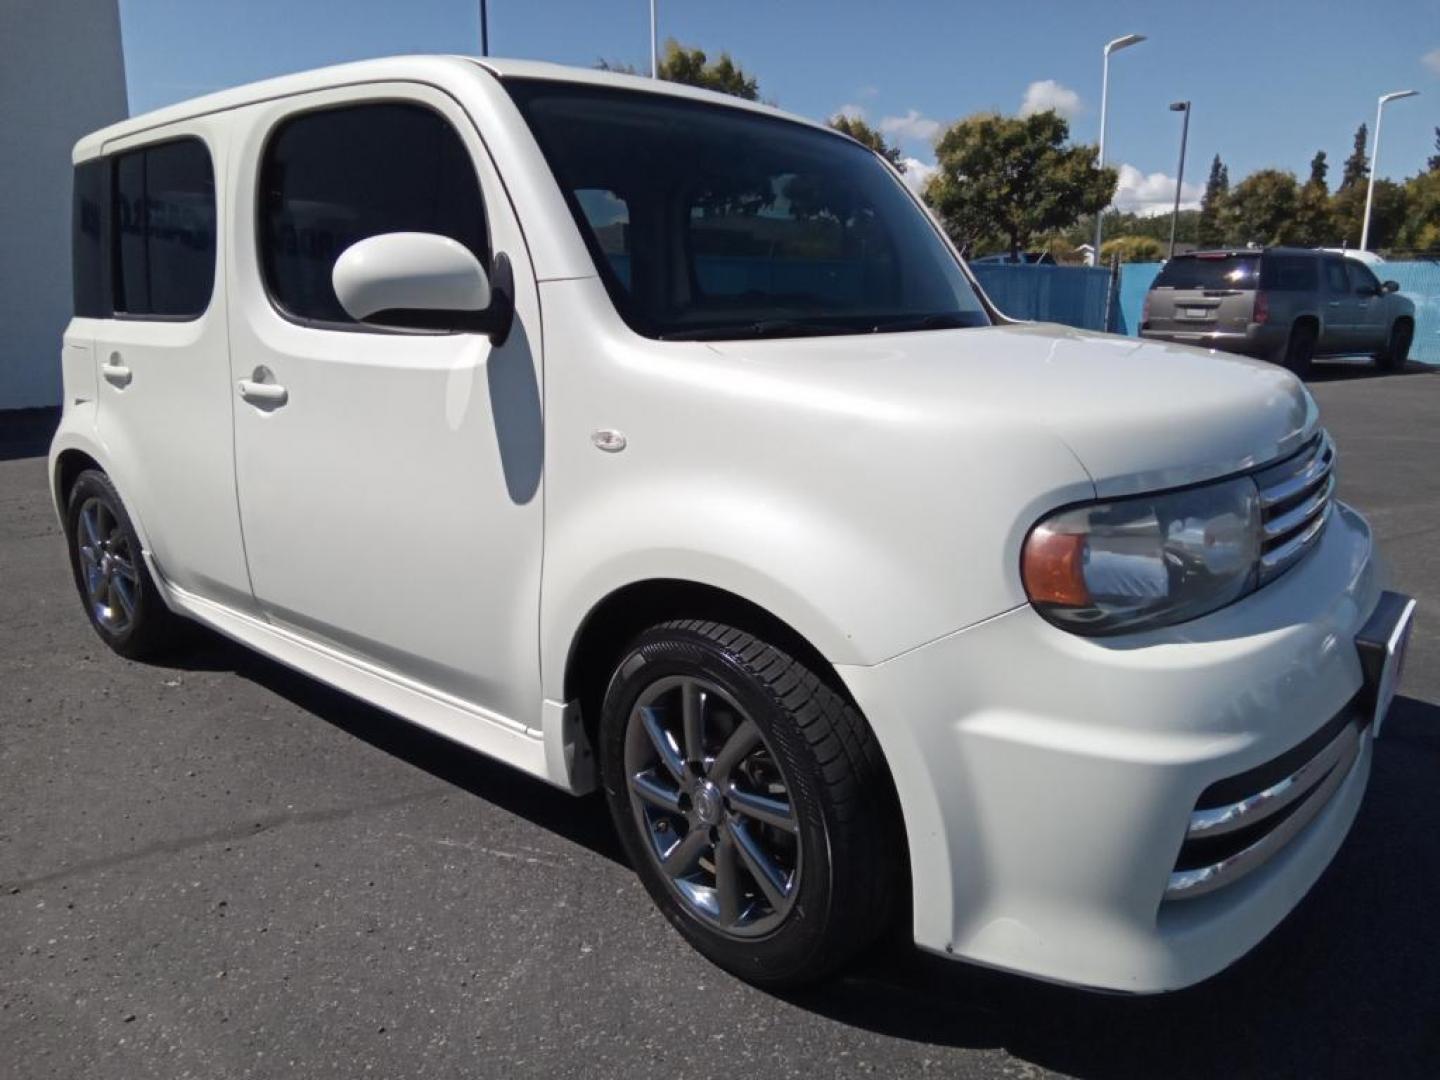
73, 54, 834, 161
1177, 247, 1351, 259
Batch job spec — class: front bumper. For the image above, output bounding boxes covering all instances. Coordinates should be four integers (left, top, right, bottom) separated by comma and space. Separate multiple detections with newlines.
837, 501, 1382, 993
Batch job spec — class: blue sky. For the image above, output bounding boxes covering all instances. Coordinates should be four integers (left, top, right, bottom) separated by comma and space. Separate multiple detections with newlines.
119, 0, 1440, 214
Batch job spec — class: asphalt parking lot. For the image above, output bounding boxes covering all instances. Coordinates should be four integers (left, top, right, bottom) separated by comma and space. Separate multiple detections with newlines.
3, 362, 1438, 1080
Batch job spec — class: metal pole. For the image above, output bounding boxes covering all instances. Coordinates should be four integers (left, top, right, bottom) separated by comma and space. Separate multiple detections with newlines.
1362, 90, 1420, 251
1091, 35, 1145, 266
479, 0, 488, 56
1091, 53, 1110, 267
1168, 102, 1190, 260
650, 0, 658, 78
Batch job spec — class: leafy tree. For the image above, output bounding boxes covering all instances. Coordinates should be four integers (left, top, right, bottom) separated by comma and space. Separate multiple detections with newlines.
1331, 177, 1407, 251
925, 111, 1115, 260
1197, 154, 1229, 248
1397, 169, 1440, 250
1225, 169, 1300, 246
829, 114, 905, 171
1101, 235, 1164, 263
597, 40, 761, 101
1339, 124, 1368, 190
1293, 151, 1334, 246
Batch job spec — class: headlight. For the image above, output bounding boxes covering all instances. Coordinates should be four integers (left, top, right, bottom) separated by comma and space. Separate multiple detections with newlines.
1022, 476, 1262, 634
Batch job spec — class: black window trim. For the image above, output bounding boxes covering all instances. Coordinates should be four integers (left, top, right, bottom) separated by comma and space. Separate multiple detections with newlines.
109, 133, 219, 323
253, 96, 493, 337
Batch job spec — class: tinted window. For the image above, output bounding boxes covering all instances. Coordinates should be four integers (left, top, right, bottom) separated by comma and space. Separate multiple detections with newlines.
72, 159, 107, 317
1152, 254, 1259, 290
1322, 259, 1349, 294
507, 80, 987, 340
1345, 260, 1380, 293
113, 139, 217, 318
258, 103, 488, 325
1259, 254, 1318, 292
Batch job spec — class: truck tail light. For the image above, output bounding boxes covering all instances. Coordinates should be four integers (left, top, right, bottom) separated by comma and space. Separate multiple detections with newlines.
1253, 291, 1269, 325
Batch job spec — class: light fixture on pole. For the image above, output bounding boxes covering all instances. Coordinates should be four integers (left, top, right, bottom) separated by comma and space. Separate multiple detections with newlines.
650, 0, 658, 78
1091, 33, 1146, 266
1360, 89, 1419, 251
479, 0, 488, 56
1167, 101, 1190, 260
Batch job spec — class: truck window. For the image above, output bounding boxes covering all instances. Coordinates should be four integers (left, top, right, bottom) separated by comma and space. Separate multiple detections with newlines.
1259, 255, 1318, 292
1152, 254, 1259, 290
113, 138, 216, 319
258, 103, 489, 326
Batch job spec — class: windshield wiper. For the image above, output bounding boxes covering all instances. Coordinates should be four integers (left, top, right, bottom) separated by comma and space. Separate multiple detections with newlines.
867, 312, 978, 333
661, 319, 862, 342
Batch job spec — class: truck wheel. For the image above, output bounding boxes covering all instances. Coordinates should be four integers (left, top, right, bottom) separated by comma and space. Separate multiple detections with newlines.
1375, 320, 1412, 373
64, 469, 185, 660
599, 619, 902, 987
1277, 322, 1316, 377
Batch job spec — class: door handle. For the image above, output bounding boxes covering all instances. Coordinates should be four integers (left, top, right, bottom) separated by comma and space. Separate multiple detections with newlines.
238, 378, 288, 408
101, 356, 132, 388
1326, 301, 1341, 307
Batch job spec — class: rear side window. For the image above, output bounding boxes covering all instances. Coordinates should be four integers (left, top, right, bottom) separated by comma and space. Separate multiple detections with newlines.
1152, 255, 1259, 290
1322, 259, 1349, 294
1259, 255, 1318, 292
72, 160, 107, 317
113, 138, 217, 318
258, 103, 489, 326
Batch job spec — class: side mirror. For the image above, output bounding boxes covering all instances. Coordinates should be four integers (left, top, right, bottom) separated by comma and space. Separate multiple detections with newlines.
1382, 279, 1400, 294
332, 232, 513, 344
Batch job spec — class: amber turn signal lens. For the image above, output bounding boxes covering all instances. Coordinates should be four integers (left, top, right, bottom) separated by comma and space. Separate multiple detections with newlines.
1021, 528, 1090, 607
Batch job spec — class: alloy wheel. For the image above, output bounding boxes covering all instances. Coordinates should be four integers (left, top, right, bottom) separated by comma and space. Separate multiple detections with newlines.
76, 496, 140, 635
623, 675, 801, 938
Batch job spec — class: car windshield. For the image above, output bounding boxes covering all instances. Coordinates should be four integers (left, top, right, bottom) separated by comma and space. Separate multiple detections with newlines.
1153, 254, 1260, 290
505, 79, 990, 341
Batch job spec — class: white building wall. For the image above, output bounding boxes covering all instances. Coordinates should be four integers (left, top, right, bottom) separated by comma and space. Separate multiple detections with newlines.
0, 0, 128, 410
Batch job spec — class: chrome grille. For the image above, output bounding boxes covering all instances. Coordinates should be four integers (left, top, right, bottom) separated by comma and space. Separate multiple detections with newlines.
1252, 431, 1335, 584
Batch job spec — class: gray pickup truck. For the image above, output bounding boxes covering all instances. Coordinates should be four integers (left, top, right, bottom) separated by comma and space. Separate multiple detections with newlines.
1140, 247, 1415, 374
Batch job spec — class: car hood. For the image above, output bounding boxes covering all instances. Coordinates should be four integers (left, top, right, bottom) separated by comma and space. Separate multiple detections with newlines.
706, 322, 1319, 497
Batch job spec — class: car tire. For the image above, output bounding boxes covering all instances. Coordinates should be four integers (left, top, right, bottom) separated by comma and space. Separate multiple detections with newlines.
1278, 322, 1317, 377
1375, 320, 1412, 373
64, 469, 185, 660
599, 619, 902, 987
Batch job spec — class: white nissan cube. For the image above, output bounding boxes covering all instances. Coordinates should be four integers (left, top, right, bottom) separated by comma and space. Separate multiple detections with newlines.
50, 56, 1415, 992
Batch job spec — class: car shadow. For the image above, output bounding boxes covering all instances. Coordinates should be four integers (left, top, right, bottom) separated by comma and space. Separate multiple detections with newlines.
1304, 359, 1436, 382
161, 625, 626, 868
154, 630, 1439, 1078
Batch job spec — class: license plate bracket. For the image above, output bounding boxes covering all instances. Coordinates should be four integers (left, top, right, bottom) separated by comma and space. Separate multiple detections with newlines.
1355, 590, 1417, 736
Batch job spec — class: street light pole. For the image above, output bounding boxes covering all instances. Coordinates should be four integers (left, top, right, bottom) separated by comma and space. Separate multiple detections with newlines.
1360, 89, 1419, 251
650, 0, 658, 78
479, 0, 488, 56
1167, 101, 1190, 260
1091, 33, 1146, 266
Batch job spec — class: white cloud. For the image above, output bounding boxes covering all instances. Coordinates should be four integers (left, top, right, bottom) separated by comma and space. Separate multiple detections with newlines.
1112, 163, 1203, 216
1019, 79, 1082, 120
857, 85, 879, 100
880, 109, 942, 144
834, 103, 866, 122
899, 157, 938, 195
1423, 47, 1440, 75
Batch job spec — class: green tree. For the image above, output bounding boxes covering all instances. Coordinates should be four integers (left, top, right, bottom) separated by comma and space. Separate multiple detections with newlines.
828, 114, 905, 171
925, 111, 1116, 260
1225, 169, 1300, 246
597, 40, 761, 100
1397, 169, 1440, 250
1332, 178, 1407, 251
1197, 154, 1229, 248
1339, 124, 1368, 190
1428, 126, 1440, 173
1293, 151, 1334, 246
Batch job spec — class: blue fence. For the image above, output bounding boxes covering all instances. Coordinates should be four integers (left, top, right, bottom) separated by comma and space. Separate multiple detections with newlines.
969, 263, 1112, 331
